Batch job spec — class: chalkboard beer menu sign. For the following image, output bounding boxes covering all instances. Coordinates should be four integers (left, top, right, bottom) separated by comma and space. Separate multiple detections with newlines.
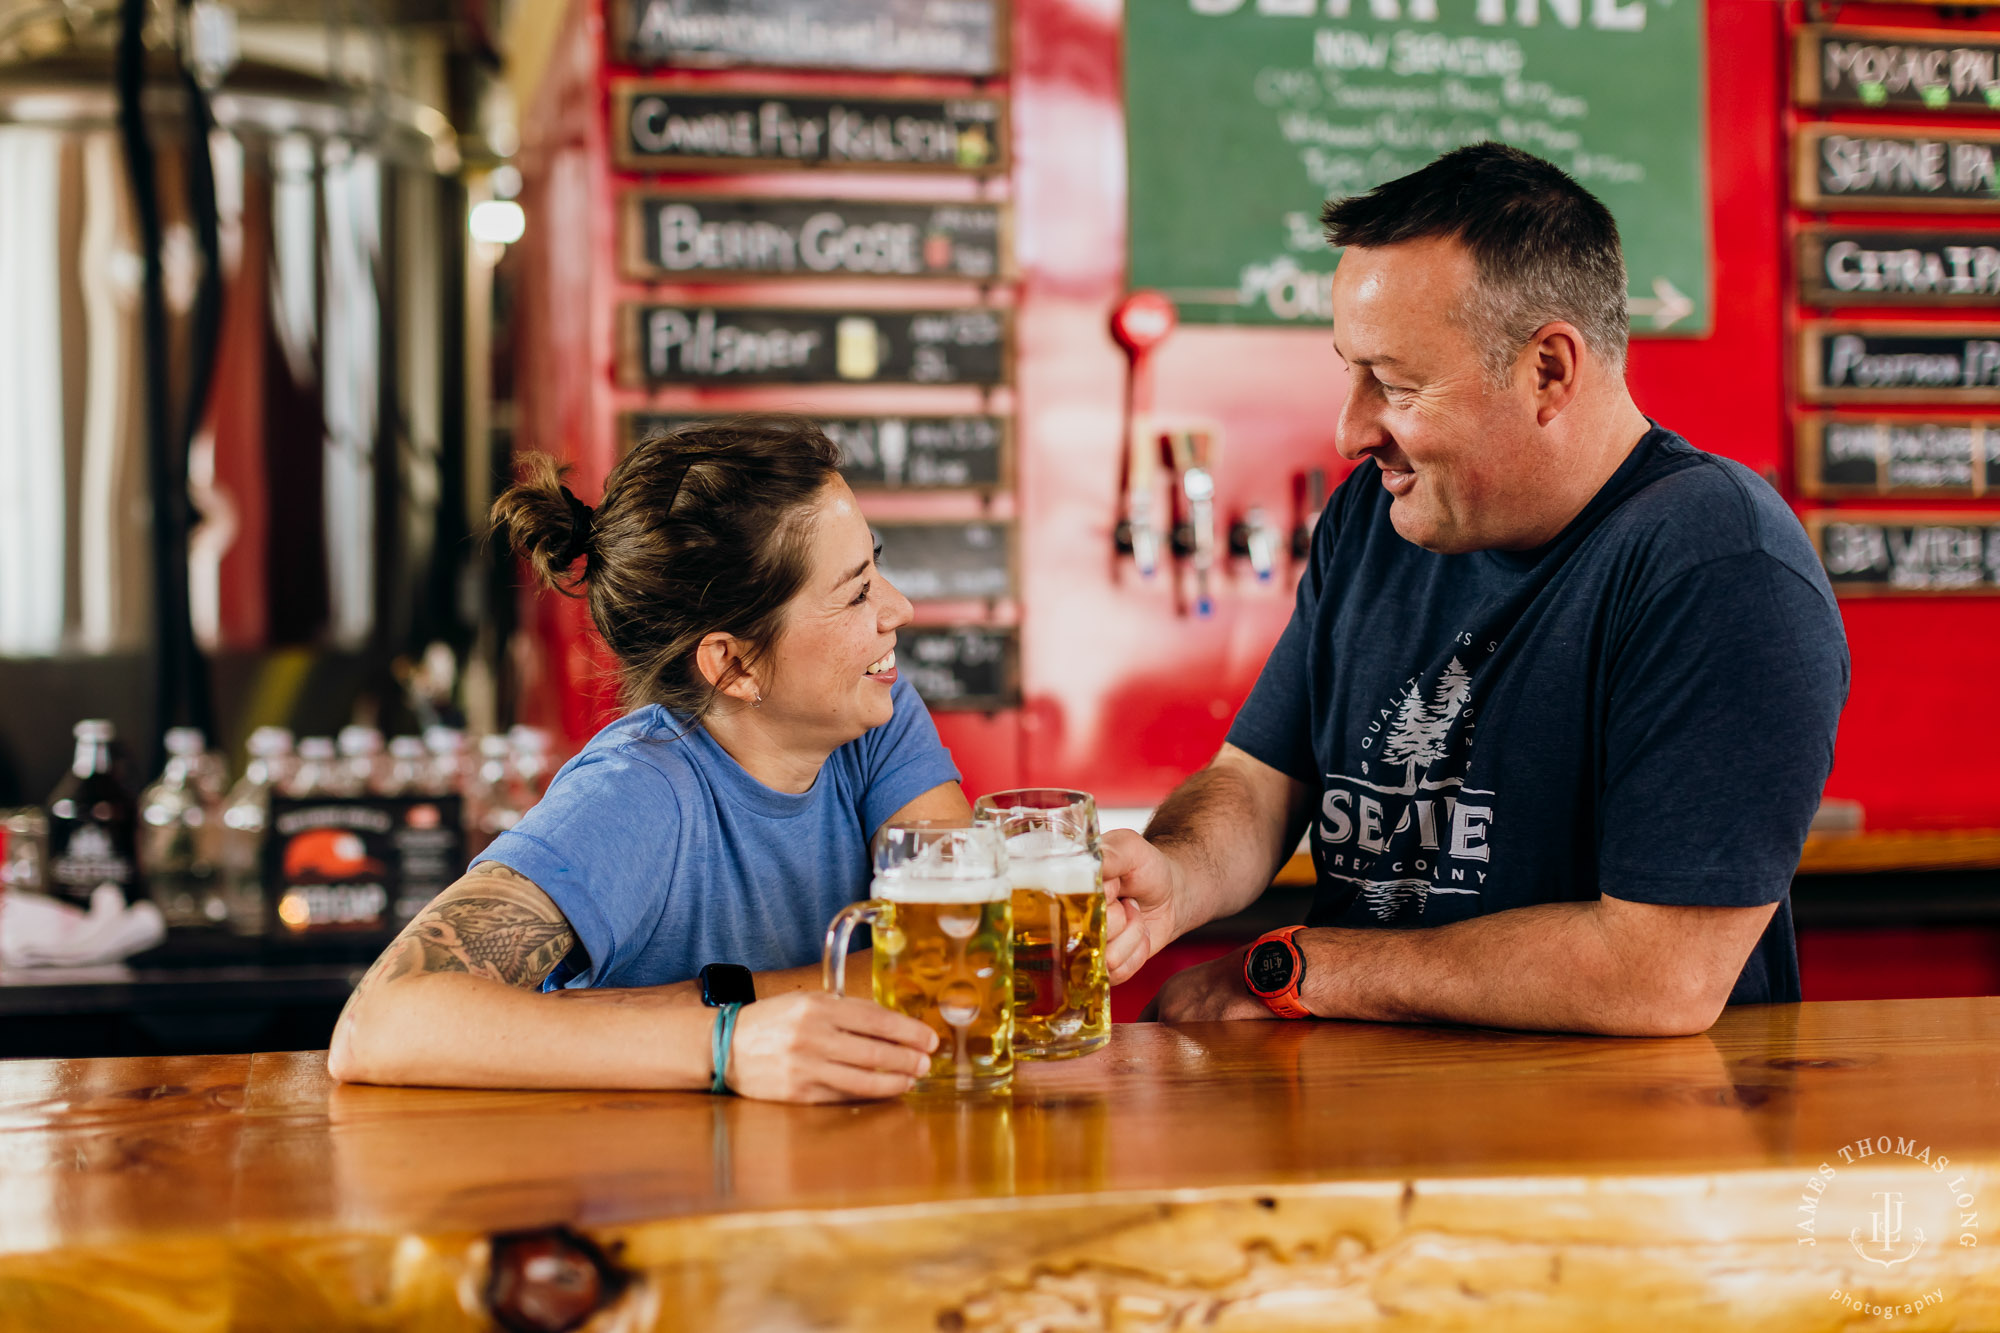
617, 305, 1009, 387
872, 521, 1015, 602
1797, 415, 1999, 496
1123, 0, 1709, 330
1796, 27, 2000, 114
1798, 228, 2000, 305
897, 626, 1019, 711
613, 84, 1007, 173
608, 0, 1008, 74
623, 412, 1009, 490
610, 0, 1006, 75
1800, 323, 2000, 404
620, 195, 1007, 282
1808, 512, 2000, 594
1796, 126, 2000, 210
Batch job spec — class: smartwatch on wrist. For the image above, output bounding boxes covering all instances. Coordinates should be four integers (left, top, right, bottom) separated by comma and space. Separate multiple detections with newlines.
699, 963, 756, 1007
1244, 926, 1312, 1019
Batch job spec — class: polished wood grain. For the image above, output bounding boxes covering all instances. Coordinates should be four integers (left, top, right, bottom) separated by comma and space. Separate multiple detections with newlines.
1, 1000, 1996, 1330
1272, 830, 2000, 887
1797, 830, 2000, 875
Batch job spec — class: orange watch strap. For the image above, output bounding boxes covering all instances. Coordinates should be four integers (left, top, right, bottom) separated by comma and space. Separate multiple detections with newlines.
1245, 925, 1311, 1019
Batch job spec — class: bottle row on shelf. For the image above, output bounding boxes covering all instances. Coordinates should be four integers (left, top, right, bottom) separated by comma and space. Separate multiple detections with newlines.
0, 719, 558, 943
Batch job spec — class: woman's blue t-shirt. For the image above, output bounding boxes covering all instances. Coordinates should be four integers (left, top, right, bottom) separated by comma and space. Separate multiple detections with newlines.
476, 677, 960, 989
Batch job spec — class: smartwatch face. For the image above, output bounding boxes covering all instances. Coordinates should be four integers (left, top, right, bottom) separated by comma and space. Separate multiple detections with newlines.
699, 963, 756, 1007
1246, 939, 1296, 996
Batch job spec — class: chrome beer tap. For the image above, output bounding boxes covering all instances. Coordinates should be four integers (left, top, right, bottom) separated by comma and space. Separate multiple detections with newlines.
1229, 506, 1281, 582
1168, 428, 1217, 617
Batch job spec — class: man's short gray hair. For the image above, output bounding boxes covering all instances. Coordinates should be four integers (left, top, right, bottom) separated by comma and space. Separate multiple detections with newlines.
1321, 143, 1629, 383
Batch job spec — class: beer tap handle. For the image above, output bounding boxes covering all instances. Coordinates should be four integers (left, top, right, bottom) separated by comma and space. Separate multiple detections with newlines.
1111, 292, 1177, 577
1167, 428, 1217, 618
1229, 506, 1279, 582
1292, 466, 1328, 560
1182, 466, 1214, 617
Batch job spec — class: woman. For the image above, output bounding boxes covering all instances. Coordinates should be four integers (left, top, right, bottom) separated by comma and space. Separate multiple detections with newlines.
329, 416, 961, 1102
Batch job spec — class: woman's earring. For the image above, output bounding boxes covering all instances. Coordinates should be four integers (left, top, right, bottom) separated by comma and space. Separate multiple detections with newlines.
751, 694, 763, 708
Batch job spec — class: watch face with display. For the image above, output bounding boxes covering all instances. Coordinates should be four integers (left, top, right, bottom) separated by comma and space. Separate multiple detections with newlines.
1246, 939, 1297, 996
699, 963, 756, 1007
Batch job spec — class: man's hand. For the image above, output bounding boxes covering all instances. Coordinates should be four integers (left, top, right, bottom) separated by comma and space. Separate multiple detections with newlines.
1139, 947, 1278, 1022
1102, 829, 1186, 985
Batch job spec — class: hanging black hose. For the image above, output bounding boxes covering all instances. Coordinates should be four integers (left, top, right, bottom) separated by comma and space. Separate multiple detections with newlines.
115, 0, 223, 774
115, 0, 189, 779
172, 0, 221, 742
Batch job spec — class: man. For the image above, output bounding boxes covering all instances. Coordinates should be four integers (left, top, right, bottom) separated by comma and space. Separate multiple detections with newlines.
1104, 144, 1848, 1036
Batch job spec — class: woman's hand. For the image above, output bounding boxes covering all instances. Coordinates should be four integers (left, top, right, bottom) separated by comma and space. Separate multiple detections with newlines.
724, 992, 939, 1103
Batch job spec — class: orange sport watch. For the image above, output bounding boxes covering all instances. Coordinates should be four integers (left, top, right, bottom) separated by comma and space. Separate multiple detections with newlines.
1245, 925, 1312, 1019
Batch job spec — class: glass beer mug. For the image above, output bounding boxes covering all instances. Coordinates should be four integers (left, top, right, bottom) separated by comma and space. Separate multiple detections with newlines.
823, 823, 1014, 1093
972, 789, 1110, 1060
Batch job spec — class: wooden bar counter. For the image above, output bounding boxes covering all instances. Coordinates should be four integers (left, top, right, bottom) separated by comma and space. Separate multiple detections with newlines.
2, 999, 1996, 1331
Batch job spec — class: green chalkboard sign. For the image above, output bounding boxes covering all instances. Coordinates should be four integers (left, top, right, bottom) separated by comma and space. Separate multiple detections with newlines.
1125, 0, 1710, 334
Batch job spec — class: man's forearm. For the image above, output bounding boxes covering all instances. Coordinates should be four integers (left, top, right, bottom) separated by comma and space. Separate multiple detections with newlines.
1298, 899, 1741, 1037
1145, 756, 1302, 934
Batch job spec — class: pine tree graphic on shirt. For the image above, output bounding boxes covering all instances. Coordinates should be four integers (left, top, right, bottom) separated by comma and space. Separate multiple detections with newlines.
1320, 654, 1488, 922
1378, 657, 1473, 796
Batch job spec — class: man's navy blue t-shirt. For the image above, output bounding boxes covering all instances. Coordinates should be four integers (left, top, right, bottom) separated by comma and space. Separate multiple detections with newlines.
1227, 425, 1849, 1006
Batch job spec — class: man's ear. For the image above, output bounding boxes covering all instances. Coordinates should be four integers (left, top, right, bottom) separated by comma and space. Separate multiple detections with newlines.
695, 632, 761, 704
1527, 322, 1584, 425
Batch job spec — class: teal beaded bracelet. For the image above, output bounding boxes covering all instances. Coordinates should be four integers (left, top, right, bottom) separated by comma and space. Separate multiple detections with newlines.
710, 1002, 743, 1095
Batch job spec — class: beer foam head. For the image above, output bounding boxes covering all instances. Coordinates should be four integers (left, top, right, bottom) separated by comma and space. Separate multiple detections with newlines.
873, 871, 1010, 904
1004, 831, 1101, 896
1004, 828, 1085, 859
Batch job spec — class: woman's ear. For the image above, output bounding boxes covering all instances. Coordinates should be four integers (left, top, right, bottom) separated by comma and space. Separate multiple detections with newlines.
695, 632, 762, 705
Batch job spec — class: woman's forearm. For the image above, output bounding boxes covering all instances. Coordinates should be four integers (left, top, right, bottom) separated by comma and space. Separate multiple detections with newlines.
328, 861, 720, 1089
329, 971, 720, 1089
327, 862, 898, 1095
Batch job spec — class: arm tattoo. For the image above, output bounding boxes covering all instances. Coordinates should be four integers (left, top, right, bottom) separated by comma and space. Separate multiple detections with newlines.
351, 862, 579, 996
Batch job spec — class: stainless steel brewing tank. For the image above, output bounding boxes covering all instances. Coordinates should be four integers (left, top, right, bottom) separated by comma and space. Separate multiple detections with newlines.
0, 54, 471, 803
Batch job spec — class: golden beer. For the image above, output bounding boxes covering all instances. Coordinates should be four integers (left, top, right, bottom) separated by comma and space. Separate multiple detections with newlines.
872, 881, 1013, 1092
973, 790, 1111, 1062
825, 823, 1015, 1093
1007, 843, 1110, 1059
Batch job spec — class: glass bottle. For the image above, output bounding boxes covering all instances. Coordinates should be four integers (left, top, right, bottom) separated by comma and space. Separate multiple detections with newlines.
46, 719, 141, 908
508, 726, 554, 807
287, 738, 341, 798
1, 808, 49, 899
468, 734, 523, 856
335, 725, 384, 798
379, 736, 430, 797
423, 725, 467, 797
139, 727, 222, 928
219, 726, 293, 935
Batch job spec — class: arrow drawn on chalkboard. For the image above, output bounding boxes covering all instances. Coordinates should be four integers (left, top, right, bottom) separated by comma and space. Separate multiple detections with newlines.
1627, 277, 1694, 331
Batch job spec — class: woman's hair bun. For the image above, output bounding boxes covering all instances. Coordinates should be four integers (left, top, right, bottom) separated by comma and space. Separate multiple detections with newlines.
490, 452, 595, 593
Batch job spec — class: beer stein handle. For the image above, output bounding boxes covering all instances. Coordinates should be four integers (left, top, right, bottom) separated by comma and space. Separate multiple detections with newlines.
823, 900, 886, 995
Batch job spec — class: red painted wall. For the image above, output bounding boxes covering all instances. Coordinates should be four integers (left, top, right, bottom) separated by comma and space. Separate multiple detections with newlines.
512, 0, 2000, 828
1786, 1, 2000, 831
